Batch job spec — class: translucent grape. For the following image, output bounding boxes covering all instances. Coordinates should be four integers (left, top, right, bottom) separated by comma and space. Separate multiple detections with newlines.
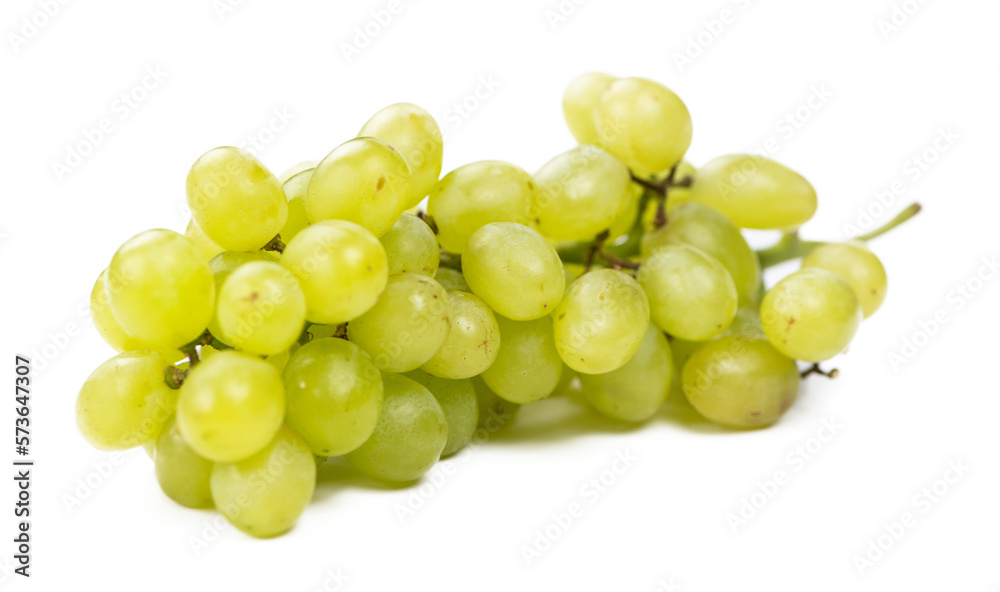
306, 137, 411, 237
721, 305, 767, 341
580, 324, 672, 422
434, 267, 470, 292
421, 291, 500, 379
682, 337, 800, 428
359, 103, 444, 207
480, 315, 562, 404
426, 161, 537, 254
347, 273, 451, 372
532, 145, 631, 241
552, 268, 650, 374
641, 202, 761, 305
380, 213, 439, 276
76, 351, 178, 450
462, 223, 565, 320
206, 250, 279, 341
177, 351, 285, 462
637, 244, 738, 341
594, 77, 692, 176
472, 377, 519, 432
215, 261, 307, 355
563, 72, 616, 145
184, 219, 224, 262
281, 220, 388, 324
760, 268, 862, 361
155, 417, 214, 508
185, 146, 288, 251
278, 161, 319, 184
608, 183, 644, 241
405, 369, 478, 456
344, 373, 447, 482
106, 229, 215, 350
801, 242, 887, 318
90, 269, 154, 353
210, 425, 315, 538
279, 166, 314, 243
282, 339, 384, 456
688, 155, 817, 229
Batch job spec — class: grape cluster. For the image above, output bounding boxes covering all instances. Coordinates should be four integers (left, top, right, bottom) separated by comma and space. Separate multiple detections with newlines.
77, 73, 916, 538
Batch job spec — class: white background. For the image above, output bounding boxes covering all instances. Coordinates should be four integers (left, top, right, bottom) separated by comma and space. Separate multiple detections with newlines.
2, 0, 999, 590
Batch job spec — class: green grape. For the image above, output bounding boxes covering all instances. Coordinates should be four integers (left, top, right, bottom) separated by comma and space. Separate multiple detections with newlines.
90, 269, 155, 353
185, 146, 288, 251
154, 417, 214, 508
359, 103, 444, 207
426, 161, 537, 254
688, 155, 817, 229
721, 305, 767, 340
580, 324, 673, 422
279, 166, 314, 243
563, 72, 617, 145
211, 425, 315, 538
462, 223, 565, 320
278, 160, 319, 184
532, 145, 631, 241
264, 348, 292, 373
344, 373, 447, 482
594, 77, 692, 176
421, 291, 500, 379
608, 183, 644, 241
480, 315, 562, 404
666, 336, 702, 406
434, 267, 470, 292
552, 268, 649, 374
405, 369, 478, 456
306, 137, 411, 237
682, 337, 800, 428
641, 202, 761, 305
106, 229, 215, 350
347, 273, 452, 372
281, 220, 388, 324
184, 219, 224, 262
282, 339, 384, 456
801, 242, 887, 318
472, 377, 519, 432
177, 351, 285, 462
215, 262, 306, 356
206, 250, 279, 341
380, 213, 439, 276
637, 244, 738, 341
76, 351, 178, 450
760, 268, 862, 362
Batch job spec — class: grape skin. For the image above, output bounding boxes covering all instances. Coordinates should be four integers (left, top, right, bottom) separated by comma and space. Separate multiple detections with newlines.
184, 219, 224, 263
279, 166, 314, 243
801, 242, 887, 318
421, 290, 500, 380
480, 315, 563, 404
580, 324, 673, 422
215, 261, 306, 356
359, 103, 444, 208
405, 369, 478, 457
380, 213, 440, 276
433, 267, 470, 292
155, 417, 214, 509
563, 72, 617, 145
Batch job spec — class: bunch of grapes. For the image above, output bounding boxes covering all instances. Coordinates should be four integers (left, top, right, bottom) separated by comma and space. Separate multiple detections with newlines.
77, 73, 917, 538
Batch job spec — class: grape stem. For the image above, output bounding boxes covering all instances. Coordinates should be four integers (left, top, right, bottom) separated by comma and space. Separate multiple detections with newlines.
584, 230, 641, 273
756, 202, 922, 269
165, 329, 232, 388
800, 363, 839, 379
262, 234, 286, 253
417, 211, 438, 235
629, 165, 693, 229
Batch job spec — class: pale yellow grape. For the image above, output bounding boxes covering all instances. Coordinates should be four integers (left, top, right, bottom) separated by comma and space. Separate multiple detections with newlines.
532, 145, 631, 241
580, 324, 672, 422
306, 137, 411, 237
434, 267, 470, 292
421, 291, 499, 379
90, 269, 154, 353
279, 166, 314, 243
472, 377, 519, 432
155, 417, 214, 508
642, 202, 761, 305
76, 351, 178, 450
347, 273, 452, 372
801, 242, 887, 318
184, 219, 224, 262
563, 72, 617, 145
682, 337, 799, 428
106, 229, 215, 350
344, 373, 447, 482
380, 213, 439, 276
594, 78, 692, 176
211, 425, 315, 538
359, 103, 444, 207
608, 183, 644, 241
282, 339, 384, 456
177, 351, 285, 462
637, 244, 738, 341
206, 250, 279, 341
427, 161, 537, 254
281, 220, 388, 324
688, 155, 817, 229
405, 369, 478, 456
552, 269, 650, 374
462, 223, 565, 320
721, 305, 767, 340
760, 268, 862, 362
185, 146, 288, 251
278, 160, 319, 184
216, 261, 307, 355
480, 315, 562, 404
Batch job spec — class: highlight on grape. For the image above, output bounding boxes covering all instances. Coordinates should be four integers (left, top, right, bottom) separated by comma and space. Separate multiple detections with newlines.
76, 73, 919, 538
